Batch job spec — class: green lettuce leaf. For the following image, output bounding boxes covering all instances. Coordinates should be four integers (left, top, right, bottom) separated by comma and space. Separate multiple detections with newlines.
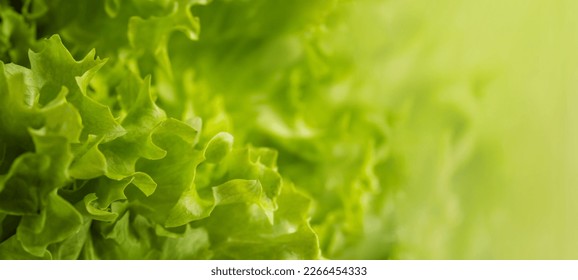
0, 4, 321, 257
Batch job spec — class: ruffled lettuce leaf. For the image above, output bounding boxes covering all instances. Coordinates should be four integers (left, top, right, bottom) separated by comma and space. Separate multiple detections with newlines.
0, 4, 322, 257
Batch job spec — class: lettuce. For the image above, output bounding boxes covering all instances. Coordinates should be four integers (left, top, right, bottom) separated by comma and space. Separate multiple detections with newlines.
0, 0, 327, 259
2, 0, 573, 260
0, 29, 323, 258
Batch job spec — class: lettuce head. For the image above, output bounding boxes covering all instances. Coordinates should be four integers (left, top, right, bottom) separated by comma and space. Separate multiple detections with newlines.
1, 0, 578, 260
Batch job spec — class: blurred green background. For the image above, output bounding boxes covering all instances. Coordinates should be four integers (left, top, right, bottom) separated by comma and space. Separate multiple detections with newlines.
346, 0, 578, 259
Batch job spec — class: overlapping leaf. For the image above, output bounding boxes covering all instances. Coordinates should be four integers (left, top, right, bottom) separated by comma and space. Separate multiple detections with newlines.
0, 27, 320, 259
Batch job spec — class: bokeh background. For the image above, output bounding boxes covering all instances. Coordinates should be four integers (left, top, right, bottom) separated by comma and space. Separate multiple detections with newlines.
335, 0, 578, 259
